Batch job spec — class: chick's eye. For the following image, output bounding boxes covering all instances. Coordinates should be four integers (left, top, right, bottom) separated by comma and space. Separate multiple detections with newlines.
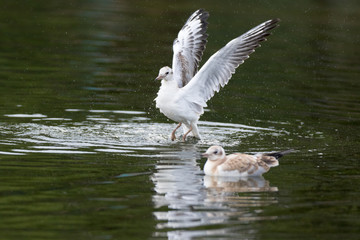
165, 71, 169, 75
214, 150, 218, 154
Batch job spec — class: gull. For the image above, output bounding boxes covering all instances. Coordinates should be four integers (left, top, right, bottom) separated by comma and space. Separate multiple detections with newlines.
155, 9, 280, 141
202, 146, 293, 177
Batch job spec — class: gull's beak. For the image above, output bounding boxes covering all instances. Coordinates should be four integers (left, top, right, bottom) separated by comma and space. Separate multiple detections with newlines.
202, 153, 209, 158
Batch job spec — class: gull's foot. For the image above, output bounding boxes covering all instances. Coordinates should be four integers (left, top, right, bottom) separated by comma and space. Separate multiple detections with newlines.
179, 135, 200, 143
171, 122, 182, 141
182, 127, 193, 142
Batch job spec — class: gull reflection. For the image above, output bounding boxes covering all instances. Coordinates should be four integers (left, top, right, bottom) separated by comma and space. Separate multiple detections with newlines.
151, 145, 279, 239
152, 144, 204, 210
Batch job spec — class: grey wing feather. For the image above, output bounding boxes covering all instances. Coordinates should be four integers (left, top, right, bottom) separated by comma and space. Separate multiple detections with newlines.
180, 18, 280, 108
172, 9, 209, 88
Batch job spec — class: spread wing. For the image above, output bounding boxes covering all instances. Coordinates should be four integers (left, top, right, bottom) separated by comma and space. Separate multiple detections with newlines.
172, 9, 209, 88
179, 18, 280, 111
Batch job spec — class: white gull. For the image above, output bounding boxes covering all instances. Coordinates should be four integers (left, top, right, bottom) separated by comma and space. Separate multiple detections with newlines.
155, 9, 280, 141
202, 146, 293, 177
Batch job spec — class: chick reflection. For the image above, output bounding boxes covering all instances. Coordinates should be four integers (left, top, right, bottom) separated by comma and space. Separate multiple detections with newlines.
204, 175, 278, 193
203, 175, 278, 211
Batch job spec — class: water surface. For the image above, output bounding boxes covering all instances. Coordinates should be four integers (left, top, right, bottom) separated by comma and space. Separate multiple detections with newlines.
0, 0, 359, 239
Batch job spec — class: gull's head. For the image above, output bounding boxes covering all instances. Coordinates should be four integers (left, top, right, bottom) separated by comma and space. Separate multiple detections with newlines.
202, 146, 226, 161
155, 66, 173, 81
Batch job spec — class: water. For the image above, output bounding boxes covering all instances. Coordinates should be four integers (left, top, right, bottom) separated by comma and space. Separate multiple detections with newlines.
0, 0, 359, 239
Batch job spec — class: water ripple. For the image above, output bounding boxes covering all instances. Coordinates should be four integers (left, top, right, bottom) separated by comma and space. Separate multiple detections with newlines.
1, 109, 291, 156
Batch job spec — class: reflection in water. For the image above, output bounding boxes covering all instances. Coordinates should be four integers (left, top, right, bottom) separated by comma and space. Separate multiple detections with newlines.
152, 145, 204, 210
204, 175, 278, 193
1, 109, 289, 239
152, 146, 279, 239
1, 109, 305, 239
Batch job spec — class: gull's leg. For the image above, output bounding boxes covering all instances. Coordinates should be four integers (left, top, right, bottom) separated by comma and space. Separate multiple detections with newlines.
171, 123, 182, 141
182, 126, 193, 142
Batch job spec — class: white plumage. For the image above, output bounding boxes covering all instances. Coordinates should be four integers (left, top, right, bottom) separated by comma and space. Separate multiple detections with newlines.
155, 9, 280, 141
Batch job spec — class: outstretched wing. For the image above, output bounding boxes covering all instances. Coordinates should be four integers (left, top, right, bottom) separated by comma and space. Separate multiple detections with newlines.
172, 9, 209, 88
179, 19, 280, 111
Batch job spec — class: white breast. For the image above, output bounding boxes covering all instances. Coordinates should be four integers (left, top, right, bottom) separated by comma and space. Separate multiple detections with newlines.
155, 79, 200, 124
155, 80, 180, 120
204, 160, 217, 176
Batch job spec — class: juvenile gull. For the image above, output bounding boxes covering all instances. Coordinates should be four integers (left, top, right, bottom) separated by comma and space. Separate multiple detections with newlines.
155, 9, 280, 141
202, 146, 293, 177
202, 146, 294, 177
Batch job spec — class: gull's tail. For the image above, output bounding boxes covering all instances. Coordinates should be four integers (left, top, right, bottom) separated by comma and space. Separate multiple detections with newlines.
265, 149, 295, 159
260, 149, 294, 167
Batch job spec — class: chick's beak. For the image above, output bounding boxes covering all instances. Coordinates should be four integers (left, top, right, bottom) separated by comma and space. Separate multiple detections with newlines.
155, 75, 163, 81
201, 153, 209, 158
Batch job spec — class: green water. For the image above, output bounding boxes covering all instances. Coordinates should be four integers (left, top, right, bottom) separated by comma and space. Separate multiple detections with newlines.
0, 0, 359, 239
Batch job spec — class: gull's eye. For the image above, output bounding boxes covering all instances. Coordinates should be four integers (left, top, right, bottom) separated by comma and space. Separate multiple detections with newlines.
165, 72, 169, 75
214, 150, 218, 154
